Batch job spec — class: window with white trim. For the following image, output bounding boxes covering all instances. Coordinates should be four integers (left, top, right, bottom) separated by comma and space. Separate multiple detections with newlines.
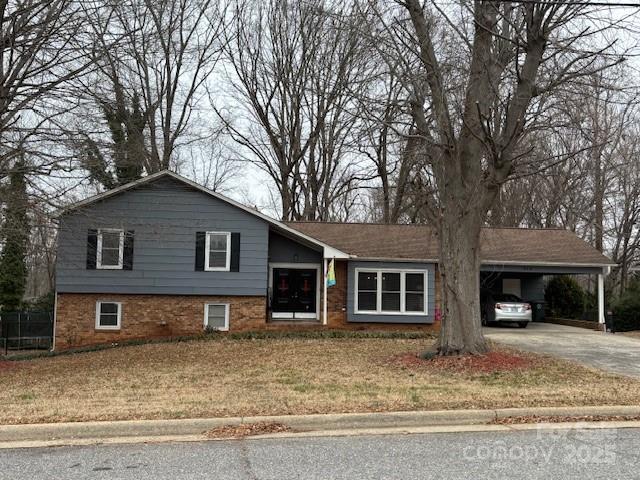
405, 273, 426, 312
97, 229, 124, 269
355, 269, 428, 315
95, 301, 122, 330
205, 232, 231, 271
356, 271, 377, 312
381, 272, 401, 312
204, 304, 229, 331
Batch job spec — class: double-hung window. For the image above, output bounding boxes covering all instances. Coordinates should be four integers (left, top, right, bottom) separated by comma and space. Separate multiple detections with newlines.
405, 273, 426, 312
204, 304, 229, 331
97, 229, 124, 269
356, 271, 378, 312
381, 272, 401, 312
95, 301, 122, 330
205, 232, 231, 271
355, 269, 427, 315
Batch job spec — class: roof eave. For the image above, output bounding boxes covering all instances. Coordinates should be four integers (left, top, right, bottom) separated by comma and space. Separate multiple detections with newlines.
337, 256, 616, 268
481, 259, 616, 268
56, 170, 171, 218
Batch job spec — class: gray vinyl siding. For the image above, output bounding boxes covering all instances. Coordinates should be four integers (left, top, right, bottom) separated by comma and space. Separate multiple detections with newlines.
521, 275, 545, 301
481, 272, 545, 301
56, 176, 269, 296
347, 261, 435, 324
268, 231, 322, 264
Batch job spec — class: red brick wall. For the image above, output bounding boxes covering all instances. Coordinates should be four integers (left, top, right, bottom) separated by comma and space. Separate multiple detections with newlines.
56, 261, 442, 350
55, 293, 267, 350
325, 259, 348, 327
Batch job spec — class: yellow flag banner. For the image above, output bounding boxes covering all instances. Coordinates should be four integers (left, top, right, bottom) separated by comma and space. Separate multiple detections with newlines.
326, 258, 336, 287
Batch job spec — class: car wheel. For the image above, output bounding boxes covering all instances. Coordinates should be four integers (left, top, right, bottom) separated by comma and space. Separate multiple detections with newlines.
518, 322, 528, 329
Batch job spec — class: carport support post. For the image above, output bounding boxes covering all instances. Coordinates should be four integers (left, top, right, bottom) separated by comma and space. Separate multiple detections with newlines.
322, 258, 328, 325
598, 269, 606, 329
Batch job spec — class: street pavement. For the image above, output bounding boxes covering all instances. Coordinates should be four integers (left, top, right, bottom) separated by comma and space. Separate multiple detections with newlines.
2, 426, 639, 479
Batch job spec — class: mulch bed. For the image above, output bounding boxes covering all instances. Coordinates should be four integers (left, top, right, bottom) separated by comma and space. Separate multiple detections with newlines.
0, 361, 21, 372
390, 350, 540, 374
492, 415, 640, 425
204, 422, 293, 439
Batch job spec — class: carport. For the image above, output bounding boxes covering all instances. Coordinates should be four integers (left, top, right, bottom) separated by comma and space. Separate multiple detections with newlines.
480, 264, 610, 324
479, 228, 616, 327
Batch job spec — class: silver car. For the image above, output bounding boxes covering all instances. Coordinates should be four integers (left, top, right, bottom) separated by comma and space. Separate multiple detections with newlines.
481, 292, 532, 328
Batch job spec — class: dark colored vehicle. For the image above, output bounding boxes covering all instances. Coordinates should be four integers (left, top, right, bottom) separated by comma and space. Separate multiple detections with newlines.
481, 291, 532, 328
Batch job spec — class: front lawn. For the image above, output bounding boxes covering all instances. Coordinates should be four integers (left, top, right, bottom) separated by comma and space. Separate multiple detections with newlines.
1, 335, 640, 424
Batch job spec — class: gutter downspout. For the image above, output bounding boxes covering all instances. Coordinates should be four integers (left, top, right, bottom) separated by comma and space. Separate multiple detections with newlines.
51, 291, 57, 352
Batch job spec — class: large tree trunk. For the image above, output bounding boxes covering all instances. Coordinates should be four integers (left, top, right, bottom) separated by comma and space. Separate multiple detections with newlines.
437, 196, 489, 356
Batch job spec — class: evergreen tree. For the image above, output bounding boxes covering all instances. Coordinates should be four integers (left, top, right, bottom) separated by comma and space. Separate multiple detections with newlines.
0, 162, 29, 311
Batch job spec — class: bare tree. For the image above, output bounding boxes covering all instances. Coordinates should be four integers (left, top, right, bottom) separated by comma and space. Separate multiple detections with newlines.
24, 202, 57, 300
355, 66, 422, 223
218, 0, 368, 221
0, 0, 90, 184
185, 137, 240, 192
362, 0, 623, 354
73, 0, 228, 186
607, 120, 640, 295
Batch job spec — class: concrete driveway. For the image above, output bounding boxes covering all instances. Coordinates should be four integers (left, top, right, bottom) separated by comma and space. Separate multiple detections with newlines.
484, 322, 640, 378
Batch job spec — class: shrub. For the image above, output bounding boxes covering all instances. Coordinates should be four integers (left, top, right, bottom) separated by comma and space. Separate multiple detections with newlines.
610, 280, 640, 332
545, 276, 586, 319
21, 291, 55, 312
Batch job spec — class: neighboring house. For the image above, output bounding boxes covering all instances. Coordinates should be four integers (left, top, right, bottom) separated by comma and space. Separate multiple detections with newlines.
53, 171, 614, 350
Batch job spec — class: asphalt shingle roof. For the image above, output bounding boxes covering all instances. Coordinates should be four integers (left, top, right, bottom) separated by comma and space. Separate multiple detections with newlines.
286, 222, 613, 266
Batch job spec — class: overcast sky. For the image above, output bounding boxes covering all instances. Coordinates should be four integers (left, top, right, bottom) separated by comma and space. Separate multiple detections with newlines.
57, 2, 640, 222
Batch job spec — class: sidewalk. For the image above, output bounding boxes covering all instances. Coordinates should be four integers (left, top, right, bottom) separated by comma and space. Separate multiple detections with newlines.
2, 405, 640, 449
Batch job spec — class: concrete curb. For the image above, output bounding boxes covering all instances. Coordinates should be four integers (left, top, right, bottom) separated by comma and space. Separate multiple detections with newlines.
1, 406, 639, 446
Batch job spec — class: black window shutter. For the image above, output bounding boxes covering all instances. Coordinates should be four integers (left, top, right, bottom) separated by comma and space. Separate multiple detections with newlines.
195, 232, 206, 271
86, 229, 98, 269
230, 232, 241, 272
123, 231, 135, 270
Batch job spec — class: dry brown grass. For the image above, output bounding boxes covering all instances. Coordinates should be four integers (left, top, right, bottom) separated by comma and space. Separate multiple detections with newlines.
1, 337, 640, 425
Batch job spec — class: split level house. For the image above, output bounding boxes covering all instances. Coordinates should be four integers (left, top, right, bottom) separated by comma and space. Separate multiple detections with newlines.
53, 170, 614, 350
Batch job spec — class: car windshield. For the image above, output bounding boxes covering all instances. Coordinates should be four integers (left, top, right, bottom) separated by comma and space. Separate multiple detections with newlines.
492, 293, 522, 302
